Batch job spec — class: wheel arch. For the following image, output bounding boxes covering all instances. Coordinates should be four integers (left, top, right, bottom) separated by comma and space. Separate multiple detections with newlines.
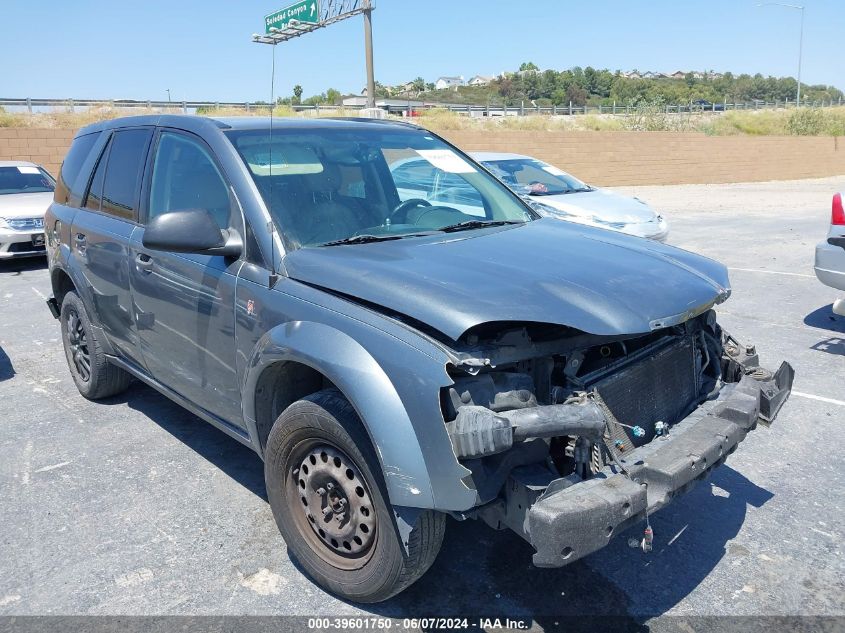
50, 266, 77, 307
242, 321, 438, 509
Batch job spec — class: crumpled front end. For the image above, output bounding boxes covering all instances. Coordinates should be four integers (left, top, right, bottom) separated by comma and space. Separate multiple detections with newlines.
526, 363, 792, 566
440, 311, 793, 566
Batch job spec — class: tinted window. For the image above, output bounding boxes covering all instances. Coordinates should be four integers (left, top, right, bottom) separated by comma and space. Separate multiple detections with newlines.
55, 132, 99, 205
148, 132, 231, 229
0, 166, 55, 195
100, 129, 152, 220
84, 142, 109, 212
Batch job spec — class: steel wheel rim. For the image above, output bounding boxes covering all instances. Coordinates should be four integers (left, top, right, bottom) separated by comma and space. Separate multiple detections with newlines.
66, 309, 91, 382
286, 440, 377, 570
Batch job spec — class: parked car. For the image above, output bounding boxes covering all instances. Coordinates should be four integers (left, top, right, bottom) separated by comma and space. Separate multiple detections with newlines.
814, 192, 845, 316
46, 115, 792, 602
0, 160, 55, 258
692, 99, 725, 112
471, 152, 670, 241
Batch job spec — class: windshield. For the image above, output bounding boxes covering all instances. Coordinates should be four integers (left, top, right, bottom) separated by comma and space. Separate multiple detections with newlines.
226, 126, 532, 248
0, 166, 55, 195
481, 158, 590, 196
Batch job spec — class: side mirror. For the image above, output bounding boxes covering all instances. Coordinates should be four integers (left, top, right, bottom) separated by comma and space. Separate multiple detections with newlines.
142, 208, 242, 257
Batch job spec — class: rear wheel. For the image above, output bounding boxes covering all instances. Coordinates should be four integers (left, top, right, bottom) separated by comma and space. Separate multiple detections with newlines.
264, 389, 445, 602
60, 290, 131, 400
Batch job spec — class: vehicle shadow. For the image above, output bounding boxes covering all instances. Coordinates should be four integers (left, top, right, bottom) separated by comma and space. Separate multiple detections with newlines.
353, 466, 771, 626
0, 345, 14, 381
803, 304, 845, 334
96, 379, 772, 624
104, 380, 267, 501
0, 257, 48, 275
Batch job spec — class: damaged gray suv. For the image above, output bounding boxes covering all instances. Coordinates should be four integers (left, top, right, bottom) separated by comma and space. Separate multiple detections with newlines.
45, 115, 793, 602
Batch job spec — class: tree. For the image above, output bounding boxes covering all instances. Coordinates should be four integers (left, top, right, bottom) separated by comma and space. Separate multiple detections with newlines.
564, 84, 588, 106
292, 84, 303, 105
326, 88, 342, 105
412, 77, 426, 92
425, 82, 436, 92
519, 61, 539, 72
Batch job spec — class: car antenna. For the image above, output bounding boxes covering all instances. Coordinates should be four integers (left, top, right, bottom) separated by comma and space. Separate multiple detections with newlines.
267, 40, 280, 288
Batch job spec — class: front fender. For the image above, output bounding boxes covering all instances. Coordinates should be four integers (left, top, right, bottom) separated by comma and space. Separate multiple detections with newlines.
242, 320, 455, 509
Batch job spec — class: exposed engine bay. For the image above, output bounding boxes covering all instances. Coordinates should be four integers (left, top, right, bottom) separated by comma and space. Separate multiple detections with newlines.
440, 310, 793, 566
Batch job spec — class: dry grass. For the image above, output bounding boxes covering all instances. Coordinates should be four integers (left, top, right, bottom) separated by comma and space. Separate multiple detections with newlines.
3, 104, 844, 136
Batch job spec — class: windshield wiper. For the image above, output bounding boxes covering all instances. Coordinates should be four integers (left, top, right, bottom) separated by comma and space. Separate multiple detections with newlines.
321, 232, 438, 247
439, 219, 524, 233
530, 187, 593, 196
321, 234, 403, 247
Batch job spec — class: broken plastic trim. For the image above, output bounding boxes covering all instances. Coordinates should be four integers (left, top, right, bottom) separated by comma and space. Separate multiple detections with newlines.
446, 395, 607, 459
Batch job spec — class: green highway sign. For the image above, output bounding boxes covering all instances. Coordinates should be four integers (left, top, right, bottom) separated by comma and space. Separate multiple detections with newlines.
265, 0, 320, 33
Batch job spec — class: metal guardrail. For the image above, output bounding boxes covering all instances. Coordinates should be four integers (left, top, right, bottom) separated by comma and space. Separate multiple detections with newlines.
1, 97, 843, 117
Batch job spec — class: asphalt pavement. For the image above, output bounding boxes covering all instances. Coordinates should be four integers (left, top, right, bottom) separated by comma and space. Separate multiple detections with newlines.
0, 176, 843, 630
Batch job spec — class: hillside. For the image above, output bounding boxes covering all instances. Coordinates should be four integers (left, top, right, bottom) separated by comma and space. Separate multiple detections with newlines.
371, 65, 843, 107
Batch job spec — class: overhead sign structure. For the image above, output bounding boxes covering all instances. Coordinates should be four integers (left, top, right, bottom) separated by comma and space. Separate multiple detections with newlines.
253, 0, 377, 108
265, 0, 320, 34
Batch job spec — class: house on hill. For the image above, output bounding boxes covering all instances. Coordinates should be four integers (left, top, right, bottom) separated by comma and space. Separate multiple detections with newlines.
435, 76, 465, 90
468, 75, 494, 86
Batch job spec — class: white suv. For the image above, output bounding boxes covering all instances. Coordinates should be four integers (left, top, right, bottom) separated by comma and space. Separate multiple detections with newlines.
0, 160, 55, 259
814, 191, 845, 316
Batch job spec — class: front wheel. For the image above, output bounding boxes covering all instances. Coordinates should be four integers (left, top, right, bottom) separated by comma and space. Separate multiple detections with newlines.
264, 389, 445, 602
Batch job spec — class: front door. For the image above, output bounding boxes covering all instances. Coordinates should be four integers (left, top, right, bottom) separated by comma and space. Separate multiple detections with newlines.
128, 129, 244, 427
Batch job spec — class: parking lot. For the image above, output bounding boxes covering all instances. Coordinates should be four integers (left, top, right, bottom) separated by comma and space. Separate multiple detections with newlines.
0, 176, 843, 627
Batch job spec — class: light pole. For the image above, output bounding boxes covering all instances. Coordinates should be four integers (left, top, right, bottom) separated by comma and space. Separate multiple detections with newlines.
757, 2, 805, 106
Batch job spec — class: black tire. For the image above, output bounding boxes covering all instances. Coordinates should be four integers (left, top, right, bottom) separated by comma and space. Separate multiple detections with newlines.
60, 290, 131, 400
265, 389, 445, 603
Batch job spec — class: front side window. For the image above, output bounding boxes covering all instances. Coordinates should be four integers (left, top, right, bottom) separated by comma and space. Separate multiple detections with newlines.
148, 132, 232, 229
226, 127, 532, 249
482, 158, 591, 196
0, 165, 55, 195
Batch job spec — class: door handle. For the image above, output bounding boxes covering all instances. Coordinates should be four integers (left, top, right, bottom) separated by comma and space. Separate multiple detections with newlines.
135, 253, 154, 273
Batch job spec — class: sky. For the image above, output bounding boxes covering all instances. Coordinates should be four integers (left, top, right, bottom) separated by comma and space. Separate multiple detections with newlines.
1, 0, 843, 103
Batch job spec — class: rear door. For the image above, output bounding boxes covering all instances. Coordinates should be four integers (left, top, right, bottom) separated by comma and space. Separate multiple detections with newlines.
72, 127, 153, 368
128, 128, 244, 427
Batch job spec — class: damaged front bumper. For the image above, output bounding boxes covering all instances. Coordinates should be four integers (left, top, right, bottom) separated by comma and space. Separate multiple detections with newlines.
519, 361, 793, 567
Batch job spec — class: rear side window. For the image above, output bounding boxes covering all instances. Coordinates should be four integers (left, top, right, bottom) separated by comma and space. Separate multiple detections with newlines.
55, 132, 99, 205
99, 129, 153, 220
148, 131, 232, 229
84, 143, 109, 212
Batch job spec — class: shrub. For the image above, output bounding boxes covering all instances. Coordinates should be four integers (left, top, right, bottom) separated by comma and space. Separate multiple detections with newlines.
786, 108, 826, 135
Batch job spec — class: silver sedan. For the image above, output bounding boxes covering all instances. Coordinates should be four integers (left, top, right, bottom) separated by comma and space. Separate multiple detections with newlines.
814, 191, 845, 316
472, 152, 669, 241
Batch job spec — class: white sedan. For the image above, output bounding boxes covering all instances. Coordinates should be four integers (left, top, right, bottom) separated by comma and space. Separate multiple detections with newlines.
472, 152, 669, 241
814, 191, 845, 316
0, 161, 55, 259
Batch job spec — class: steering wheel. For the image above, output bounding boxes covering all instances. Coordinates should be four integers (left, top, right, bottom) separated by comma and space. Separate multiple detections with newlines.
389, 198, 431, 224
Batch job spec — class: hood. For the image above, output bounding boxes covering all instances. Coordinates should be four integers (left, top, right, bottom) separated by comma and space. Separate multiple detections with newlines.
0, 192, 53, 219
283, 219, 730, 341
532, 188, 657, 224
